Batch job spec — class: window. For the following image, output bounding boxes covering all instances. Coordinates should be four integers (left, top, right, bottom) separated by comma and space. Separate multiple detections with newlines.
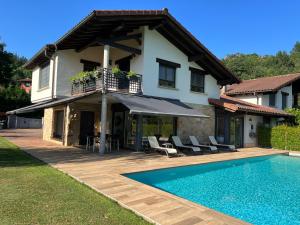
269, 93, 276, 107
293, 93, 300, 107
39, 62, 50, 89
53, 110, 64, 139
142, 116, 176, 140
156, 58, 180, 88
190, 67, 205, 93
281, 92, 289, 109
80, 59, 100, 72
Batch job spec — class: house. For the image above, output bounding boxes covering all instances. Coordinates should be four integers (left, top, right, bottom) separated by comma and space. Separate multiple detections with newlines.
208, 95, 291, 148
7, 9, 291, 150
225, 73, 300, 109
208, 73, 300, 147
18, 78, 32, 93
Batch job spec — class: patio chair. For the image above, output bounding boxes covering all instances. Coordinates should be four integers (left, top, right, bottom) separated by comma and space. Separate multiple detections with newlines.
208, 136, 237, 151
189, 136, 219, 153
171, 136, 202, 154
148, 136, 178, 157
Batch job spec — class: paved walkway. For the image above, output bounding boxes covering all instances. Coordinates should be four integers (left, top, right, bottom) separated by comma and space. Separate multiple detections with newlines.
0, 129, 288, 225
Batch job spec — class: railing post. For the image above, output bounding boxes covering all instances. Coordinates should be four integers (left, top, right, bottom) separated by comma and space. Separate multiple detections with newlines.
99, 45, 110, 155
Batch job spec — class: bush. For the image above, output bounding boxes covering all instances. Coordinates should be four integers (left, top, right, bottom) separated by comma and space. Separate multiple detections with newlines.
285, 108, 300, 125
271, 125, 300, 151
257, 125, 272, 147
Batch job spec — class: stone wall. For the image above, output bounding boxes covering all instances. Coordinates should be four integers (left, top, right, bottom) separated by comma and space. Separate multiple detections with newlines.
65, 102, 112, 146
177, 104, 215, 144
42, 108, 54, 141
43, 106, 66, 145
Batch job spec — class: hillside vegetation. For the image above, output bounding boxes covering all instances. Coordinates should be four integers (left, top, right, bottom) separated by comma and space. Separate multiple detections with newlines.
222, 42, 300, 80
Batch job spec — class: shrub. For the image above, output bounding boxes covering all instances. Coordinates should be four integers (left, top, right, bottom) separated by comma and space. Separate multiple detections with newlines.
271, 125, 300, 151
257, 125, 272, 147
285, 108, 300, 125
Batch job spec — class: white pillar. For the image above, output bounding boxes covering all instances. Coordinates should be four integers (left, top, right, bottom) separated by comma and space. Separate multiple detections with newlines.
99, 45, 110, 154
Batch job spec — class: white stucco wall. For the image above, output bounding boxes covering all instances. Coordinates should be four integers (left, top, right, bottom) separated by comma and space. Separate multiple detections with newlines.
237, 95, 259, 105
31, 57, 56, 103
31, 26, 220, 105
243, 114, 263, 147
234, 85, 293, 110
141, 27, 219, 105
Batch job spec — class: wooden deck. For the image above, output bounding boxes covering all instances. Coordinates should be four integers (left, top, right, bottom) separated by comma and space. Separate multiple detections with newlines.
0, 129, 288, 225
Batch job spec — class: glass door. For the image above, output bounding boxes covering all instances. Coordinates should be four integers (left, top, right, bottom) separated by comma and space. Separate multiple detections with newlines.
125, 112, 137, 149
230, 117, 244, 148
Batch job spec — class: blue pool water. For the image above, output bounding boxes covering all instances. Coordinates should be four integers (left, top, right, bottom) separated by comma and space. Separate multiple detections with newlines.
125, 155, 300, 225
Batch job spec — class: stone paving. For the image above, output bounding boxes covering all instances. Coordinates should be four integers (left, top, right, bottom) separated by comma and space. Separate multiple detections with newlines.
0, 129, 288, 225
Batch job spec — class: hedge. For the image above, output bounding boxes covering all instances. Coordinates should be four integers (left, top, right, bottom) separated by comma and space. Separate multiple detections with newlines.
271, 125, 300, 151
258, 125, 300, 151
257, 125, 272, 147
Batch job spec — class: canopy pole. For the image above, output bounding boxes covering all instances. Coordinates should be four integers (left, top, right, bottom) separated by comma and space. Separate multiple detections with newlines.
99, 45, 110, 155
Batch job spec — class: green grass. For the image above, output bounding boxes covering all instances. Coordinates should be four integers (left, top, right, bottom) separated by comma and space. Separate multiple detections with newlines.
0, 137, 150, 225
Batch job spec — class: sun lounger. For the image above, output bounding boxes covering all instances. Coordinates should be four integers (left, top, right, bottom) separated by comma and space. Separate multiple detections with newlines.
148, 136, 178, 157
208, 136, 237, 151
189, 136, 219, 153
172, 136, 202, 154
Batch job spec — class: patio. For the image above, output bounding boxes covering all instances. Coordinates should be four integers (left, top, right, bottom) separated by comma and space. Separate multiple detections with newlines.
0, 129, 288, 225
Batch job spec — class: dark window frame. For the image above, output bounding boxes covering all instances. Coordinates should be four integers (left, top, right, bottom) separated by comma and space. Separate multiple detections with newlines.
156, 58, 180, 88
80, 59, 101, 72
189, 67, 206, 93
281, 92, 289, 109
269, 93, 276, 107
39, 61, 50, 89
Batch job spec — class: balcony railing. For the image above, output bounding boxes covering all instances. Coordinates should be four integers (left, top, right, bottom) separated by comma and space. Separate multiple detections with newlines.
71, 68, 142, 95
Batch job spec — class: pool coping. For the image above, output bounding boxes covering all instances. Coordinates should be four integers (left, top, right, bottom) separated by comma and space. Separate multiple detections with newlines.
25, 150, 287, 225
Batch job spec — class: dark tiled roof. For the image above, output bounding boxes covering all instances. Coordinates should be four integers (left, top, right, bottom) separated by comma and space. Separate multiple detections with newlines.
209, 95, 292, 117
226, 73, 300, 95
24, 9, 239, 85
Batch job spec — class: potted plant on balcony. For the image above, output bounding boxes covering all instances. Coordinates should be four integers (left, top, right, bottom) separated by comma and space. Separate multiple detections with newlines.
112, 66, 123, 78
127, 71, 141, 93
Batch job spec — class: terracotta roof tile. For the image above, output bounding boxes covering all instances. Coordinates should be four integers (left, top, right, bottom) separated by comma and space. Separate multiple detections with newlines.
209, 95, 292, 117
226, 73, 300, 95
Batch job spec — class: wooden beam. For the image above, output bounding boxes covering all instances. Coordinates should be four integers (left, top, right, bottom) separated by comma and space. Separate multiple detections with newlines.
188, 54, 204, 62
112, 23, 125, 33
76, 33, 142, 53
109, 33, 142, 42
149, 20, 166, 30
107, 42, 141, 55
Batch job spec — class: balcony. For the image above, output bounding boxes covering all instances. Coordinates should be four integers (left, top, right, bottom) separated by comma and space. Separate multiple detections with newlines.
71, 68, 142, 95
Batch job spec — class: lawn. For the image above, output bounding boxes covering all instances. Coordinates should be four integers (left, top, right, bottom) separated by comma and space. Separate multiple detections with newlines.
0, 137, 150, 225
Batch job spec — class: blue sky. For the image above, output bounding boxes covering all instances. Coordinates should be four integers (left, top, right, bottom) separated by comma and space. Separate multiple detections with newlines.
1, 0, 300, 59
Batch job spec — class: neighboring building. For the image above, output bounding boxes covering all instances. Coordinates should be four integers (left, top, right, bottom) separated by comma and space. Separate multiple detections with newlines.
214, 73, 300, 147
225, 73, 300, 109
18, 78, 32, 93
7, 9, 291, 149
209, 95, 291, 148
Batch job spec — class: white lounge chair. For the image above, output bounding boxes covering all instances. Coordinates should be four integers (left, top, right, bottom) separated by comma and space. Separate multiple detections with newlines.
189, 136, 219, 153
148, 136, 178, 157
172, 136, 202, 154
208, 136, 237, 151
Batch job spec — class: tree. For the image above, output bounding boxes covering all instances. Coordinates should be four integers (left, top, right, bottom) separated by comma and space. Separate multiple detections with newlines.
0, 86, 31, 112
223, 41, 300, 80
291, 41, 300, 72
0, 42, 30, 86
0, 41, 31, 112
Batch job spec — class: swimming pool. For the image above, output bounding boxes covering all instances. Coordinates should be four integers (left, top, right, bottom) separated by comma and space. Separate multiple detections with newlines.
125, 155, 300, 225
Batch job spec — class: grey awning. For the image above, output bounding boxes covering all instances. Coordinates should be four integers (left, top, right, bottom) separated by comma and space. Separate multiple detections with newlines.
6, 91, 99, 115
110, 93, 208, 118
